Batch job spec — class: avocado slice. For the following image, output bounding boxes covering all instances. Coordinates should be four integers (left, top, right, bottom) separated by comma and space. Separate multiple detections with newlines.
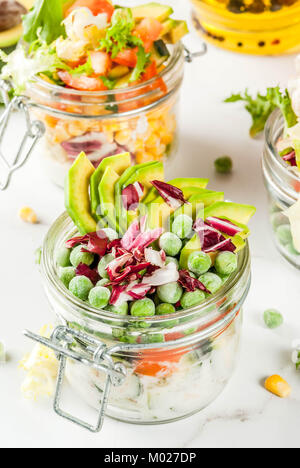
161, 18, 176, 37
99, 166, 120, 232
115, 161, 159, 233
294, 140, 300, 170
108, 65, 130, 80
132, 3, 173, 22
119, 161, 164, 231
90, 152, 131, 220
0, 0, 33, 48
204, 202, 256, 225
165, 20, 189, 44
65, 152, 97, 235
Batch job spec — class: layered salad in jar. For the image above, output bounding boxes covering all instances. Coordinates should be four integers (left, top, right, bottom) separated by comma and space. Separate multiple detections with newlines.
0, 0, 189, 185
50, 151, 255, 421
226, 64, 300, 266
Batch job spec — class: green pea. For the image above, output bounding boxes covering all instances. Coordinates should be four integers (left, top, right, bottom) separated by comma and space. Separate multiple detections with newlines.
131, 298, 155, 317
69, 275, 93, 301
106, 302, 129, 316
276, 224, 292, 246
88, 286, 111, 309
159, 232, 182, 256
157, 282, 183, 304
188, 251, 212, 275
70, 245, 94, 268
140, 333, 165, 344
215, 251, 238, 276
263, 309, 283, 329
199, 272, 223, 294
98, 253, 115, 279
172, 214, 193, 239
214, 156, 232, 174
156, 303, 176, 315
59, 266, 76, 288
56, 246, 71, 267
165, 256, 179, 268
286, 242, 300, 256
181, 290, 206, 309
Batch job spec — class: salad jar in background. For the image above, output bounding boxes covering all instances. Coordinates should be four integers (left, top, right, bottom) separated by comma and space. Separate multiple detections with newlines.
23, 42, 184, 188
191, 0, 300, 55
263, 109, 300, 269
40, 212, 251, 426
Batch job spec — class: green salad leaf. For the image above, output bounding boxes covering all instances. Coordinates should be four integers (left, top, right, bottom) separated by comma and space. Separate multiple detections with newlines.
225, 87, 298, 137
23, 0, 65, 45
70, 56, 94, 76
130, 46, 150, 83
99, 8, 137, 58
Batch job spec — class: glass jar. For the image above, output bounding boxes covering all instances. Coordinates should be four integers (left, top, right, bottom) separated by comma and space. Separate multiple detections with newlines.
191, 0, 300, 55
15, 43, 185, 189
38, 212, 251, 429
262, 109, 300, 269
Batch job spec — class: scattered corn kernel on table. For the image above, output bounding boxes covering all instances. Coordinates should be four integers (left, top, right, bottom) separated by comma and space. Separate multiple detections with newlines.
1, 0, 300, 450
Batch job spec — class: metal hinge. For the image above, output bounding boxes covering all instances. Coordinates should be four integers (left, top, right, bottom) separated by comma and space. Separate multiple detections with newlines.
23, 326, 127, 433
0, 80, 45, 190
184, 43, 207, 63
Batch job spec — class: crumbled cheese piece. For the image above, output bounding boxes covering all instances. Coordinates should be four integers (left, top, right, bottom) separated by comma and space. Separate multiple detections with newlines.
20, 325, 59, 400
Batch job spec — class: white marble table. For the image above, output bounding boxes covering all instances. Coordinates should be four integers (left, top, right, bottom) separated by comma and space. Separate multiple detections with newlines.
1, 0, 300, 449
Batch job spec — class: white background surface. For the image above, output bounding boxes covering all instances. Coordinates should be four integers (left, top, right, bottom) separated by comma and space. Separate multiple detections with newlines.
1, 0, 300, 449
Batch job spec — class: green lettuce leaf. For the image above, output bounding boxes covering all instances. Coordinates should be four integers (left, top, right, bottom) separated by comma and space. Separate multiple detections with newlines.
225, 87, 298, 138
23, 0, 65, 45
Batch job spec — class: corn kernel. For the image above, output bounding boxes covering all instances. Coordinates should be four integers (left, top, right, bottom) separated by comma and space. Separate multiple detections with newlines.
265, 375, 291, 398
115, 130, 131, 146
19, 207, 38, 224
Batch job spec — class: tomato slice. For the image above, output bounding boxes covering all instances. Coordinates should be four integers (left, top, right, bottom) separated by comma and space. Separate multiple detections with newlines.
134, 18, 164, 52
113, 48, 138, 68
57, 71, 108, 91
65, 0, 114, 20
142, 61, 167, 94
90, 51, 112, 75
134, 346, 188, 377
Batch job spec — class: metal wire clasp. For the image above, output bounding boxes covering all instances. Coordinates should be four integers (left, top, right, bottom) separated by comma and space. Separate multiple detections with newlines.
184, 43, 207, 63
0, 80, 45, 190
23, 326, 127, 433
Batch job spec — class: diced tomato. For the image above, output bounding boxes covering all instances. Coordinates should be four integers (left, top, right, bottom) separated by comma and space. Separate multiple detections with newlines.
142, 61, 167, 94
134, 347, 187, 377
293, 180, 300, 192
134, 18, 163, 52
66, 0, 114, 20
90, 51, 112, 75
113, 48, 138, 68
57, 71, 108, 91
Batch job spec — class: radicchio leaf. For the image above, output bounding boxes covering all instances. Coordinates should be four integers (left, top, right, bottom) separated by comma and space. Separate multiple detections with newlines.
106, 252, 133, 280
205, 217, 243, 237
130, 228, 164, 253
75, 264, 100, 284
81, 231, 108, 256
144, 247, 166, 267
193, 218, 225, 251
204, 238, 236, 253
282, 150, 296, 161
178, 270, 210, 293
66, 234, 89, 248
151, 180, 189, 209
126, 283, 152, 300
107, 262, 150, 284
142, 262, 179, 286
121, 220, 140, 251
110, 284, 128, 306
122, 182, 144, 211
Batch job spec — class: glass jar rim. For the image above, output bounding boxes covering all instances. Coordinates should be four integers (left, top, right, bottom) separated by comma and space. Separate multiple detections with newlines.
42, 211, 250, 338
27, 42, 184, 98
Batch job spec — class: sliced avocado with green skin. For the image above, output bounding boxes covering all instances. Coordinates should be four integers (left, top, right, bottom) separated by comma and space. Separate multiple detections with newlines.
204, 202, 256, 225
161, 18, 176, 37
119, 161, 164, 231
147, 200, 175, 230
99, 167, 120, 232
90, 152, 131, 220
166, 20, 189, 44
189, 191, 224, 209
132, 2, 173, 22
115, 161, 159, 233
230, 235, 246, 252
65, 152, 97, 235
